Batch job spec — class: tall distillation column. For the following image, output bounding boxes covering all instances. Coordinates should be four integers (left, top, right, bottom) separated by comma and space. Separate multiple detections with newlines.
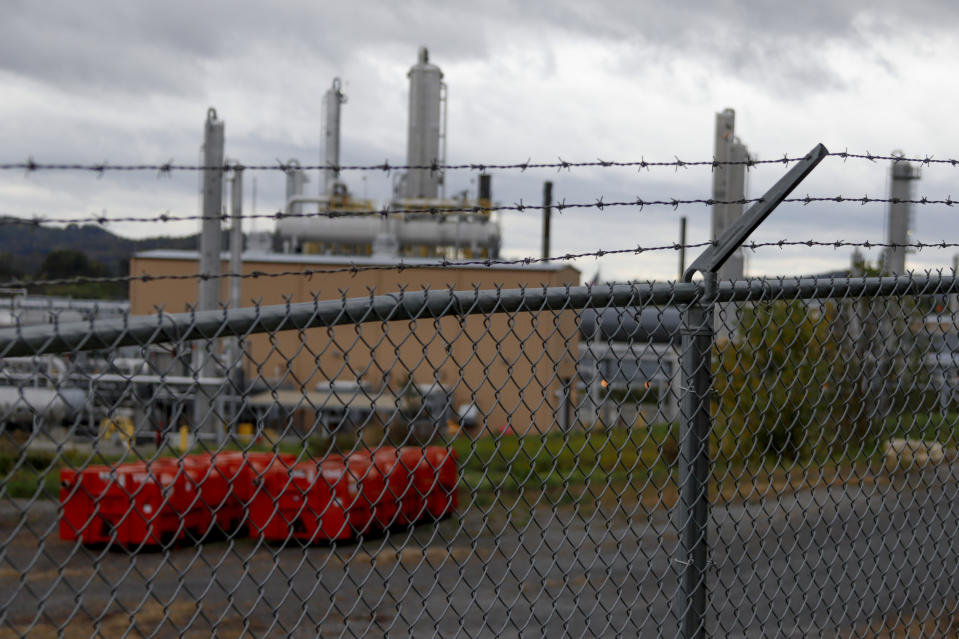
323, 78, 347, 195
712, 108, 747, 283
712, 108, 749, 340
402, 46, 446, 200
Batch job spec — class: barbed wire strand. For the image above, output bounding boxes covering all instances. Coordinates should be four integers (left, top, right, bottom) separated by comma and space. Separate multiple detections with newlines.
0, 156, 804, 174
3, 195, 957, 228
0, 151, 954, 174
4, 240, 957, 290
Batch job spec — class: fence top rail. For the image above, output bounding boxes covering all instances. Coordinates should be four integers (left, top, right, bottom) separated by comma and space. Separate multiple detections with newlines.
1, 274, 956, 359
0, 282, 694, 358
720, 273, 959, 301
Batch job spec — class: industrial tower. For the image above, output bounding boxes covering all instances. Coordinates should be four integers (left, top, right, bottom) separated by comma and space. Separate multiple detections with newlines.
712, 108, 748, 283
273, 48, 500, 260
712, 108, 749, 340
884, 153, 919, 275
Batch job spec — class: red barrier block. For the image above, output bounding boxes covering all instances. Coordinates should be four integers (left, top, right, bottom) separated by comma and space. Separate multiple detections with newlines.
205, 451, 297, 503
371, 447, 421, 526
249, 460, 355, 543
60, 464, 173, 545
181, 454, 243, 536
397, 447, 434, 523
423, 446, 459, 519
59, 465, 112, 543
315, 457, 360, 540
247, 460, 299, 541
188, 451, 297, 535
354, 446, 416, 528
94, 462, 186, 547
343, 452, 396, 534
143, 457, 231, 541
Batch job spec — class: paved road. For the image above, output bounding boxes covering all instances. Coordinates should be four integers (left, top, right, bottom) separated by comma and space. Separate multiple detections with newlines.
1, 466, 957, 637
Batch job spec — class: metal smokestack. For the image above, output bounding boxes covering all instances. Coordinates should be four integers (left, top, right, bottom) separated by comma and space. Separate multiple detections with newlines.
885, 152, 919, 275
404, 46, 445, 200
323, 78, 347, 195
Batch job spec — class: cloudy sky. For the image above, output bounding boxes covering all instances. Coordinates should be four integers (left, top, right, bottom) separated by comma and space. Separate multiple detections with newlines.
3, 0, 959, 282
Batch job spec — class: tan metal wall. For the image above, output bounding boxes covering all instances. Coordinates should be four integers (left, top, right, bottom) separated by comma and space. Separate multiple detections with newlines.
128, 255, 580, 433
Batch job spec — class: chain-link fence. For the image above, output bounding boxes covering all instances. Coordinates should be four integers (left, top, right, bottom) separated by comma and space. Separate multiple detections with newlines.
4, 142, 959, 637
3, 271, 959, 637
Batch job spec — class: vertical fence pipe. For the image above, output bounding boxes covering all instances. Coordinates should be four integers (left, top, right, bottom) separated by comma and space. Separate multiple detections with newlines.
679, 216, 687, 281
542, 180, 552, 260
677, 272, 715, 639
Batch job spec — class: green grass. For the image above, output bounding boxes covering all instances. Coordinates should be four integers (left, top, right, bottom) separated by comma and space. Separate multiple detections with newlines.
882, 412, 959, 443
0, 435, 310, 500
0, 425, 680, 502
451, 424, 678, 506
16, 412, 956, 505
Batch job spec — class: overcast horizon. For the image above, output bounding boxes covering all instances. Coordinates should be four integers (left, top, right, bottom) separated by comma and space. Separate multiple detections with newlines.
4, 1, 959, 282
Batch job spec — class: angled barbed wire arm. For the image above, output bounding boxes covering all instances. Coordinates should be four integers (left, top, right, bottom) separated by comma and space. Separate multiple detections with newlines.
684, 143, 830, 283
676, 142, 829, 639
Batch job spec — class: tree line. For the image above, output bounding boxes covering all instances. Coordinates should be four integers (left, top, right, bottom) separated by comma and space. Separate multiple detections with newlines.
1, 249, 127, 299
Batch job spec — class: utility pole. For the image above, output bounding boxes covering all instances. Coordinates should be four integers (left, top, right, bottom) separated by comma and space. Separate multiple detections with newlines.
679, 216, 687, 280
194, 108, 225, 440
542, 181, 552, 260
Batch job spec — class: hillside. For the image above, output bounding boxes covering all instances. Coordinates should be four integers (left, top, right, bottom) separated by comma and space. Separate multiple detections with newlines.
0, 221, 200, 276
0, 221, 211, 299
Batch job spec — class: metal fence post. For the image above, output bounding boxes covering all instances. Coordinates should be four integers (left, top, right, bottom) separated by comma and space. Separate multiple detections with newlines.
677, 271, 715, 639
676, 143, 829, 637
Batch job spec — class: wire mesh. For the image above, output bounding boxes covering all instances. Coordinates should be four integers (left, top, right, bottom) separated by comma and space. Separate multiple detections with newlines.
1, 272, 958, 636
710, 278, 959, 636
0, 281, 679, 637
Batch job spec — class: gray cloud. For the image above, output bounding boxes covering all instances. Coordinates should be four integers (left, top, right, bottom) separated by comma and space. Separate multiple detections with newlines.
4, 1, 959, 282
0, 1, 499, 97
3, 1, 950, 103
